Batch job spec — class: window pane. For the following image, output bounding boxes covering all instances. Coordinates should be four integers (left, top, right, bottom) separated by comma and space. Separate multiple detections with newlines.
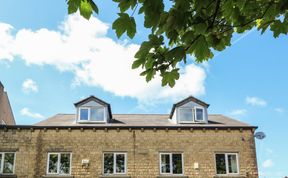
0, 154, 2, 172
179, 109, 193, 122
90, 108, 104, 121
116, 154, 125, 173
172, 154, 182, 174
195, 108, 204, 121
3, 153, 15, 174
60, 154, 70, 174
228, 154, 238, 173
104, 154, 114, 174
216, 154, 226, 174
161, 154, 170, 173
48, 154, 58, 174
80, 109, 89, 120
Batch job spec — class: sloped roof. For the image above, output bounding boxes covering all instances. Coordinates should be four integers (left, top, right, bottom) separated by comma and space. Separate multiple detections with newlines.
169, 96, 209, 118
74, 96, 112, 119
0, 82, 15, 125
34, 114, 254, 128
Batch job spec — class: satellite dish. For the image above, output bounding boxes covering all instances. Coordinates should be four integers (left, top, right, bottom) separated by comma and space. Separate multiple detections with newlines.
254, 132, 266, 140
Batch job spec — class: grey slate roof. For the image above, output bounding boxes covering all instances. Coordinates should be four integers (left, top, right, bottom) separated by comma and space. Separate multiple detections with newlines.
34, 114, 254, 128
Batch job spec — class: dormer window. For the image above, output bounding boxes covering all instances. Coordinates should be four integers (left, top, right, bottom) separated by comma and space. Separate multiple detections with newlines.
79, 108, 89, 121
170, 96, 209, 124
178, 107, 205, 123
74, 96, 112, 124
179, 108, 193, 122
195, 107, 204, 121
79, 107, 105, 122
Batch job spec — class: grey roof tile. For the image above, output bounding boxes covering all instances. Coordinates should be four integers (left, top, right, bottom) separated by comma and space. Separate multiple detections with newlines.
34, 114, 253, 128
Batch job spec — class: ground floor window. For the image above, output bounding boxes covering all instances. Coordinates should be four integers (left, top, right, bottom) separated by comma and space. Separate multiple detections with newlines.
47, 153, 71, 175
160, 153, 183, 175
0, 152, 15, 174
215, 153, 239, 175
103, 153, 126, 175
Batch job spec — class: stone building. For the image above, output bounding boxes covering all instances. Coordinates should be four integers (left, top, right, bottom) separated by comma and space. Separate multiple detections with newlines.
0, 95, 258, 178
0, 82, 15, 125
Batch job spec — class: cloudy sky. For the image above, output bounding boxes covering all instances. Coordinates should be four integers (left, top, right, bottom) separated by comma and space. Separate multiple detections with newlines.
0, 0, 287, 177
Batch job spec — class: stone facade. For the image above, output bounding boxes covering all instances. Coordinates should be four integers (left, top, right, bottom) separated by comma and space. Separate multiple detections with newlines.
0, 127, 258, 178
0, 82, 15, 125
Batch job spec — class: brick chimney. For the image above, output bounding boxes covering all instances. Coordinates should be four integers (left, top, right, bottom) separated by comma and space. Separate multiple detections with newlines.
0, 81, 4, 94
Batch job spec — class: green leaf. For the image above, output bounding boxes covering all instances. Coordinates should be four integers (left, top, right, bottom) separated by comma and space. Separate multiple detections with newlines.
166, 46, 185, 61
114, 0, 137, 12
132, 58, 144, 69
80, 0, 93, 19
67, 0, 80, 14
194, 22, 208, 35
145, 69, 156, 82
161, 69, 180, 87
270, 20, 288, 38
142, 0, 164, 28
112, 13, 136, 38
89, 0, 99, 14
188, 35, 212, 62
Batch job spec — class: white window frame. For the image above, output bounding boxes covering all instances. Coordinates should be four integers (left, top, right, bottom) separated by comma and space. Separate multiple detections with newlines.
178, 108, 194, 123
194, 107, 205, 122
159, 153, 184, 175
103, 152, 127, 175
78, 107, 105, 122
215, 153, 239, 175
46, 152, 72, 175
0, 152, 16, 174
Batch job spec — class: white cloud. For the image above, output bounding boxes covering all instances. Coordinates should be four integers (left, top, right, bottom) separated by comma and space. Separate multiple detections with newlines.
262, 159, 274, 168
22, 79, 39, 93
0, 13, 206, 104
0, 23, 14, 61
275, 107, 284, 113
229, 109, 247, 116
20, 108, 44, 119
246, 96, 267, 106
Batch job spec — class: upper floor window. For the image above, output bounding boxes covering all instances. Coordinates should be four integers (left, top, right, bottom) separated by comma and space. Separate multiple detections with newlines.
103, 153, 126, 175
160, 153, 183, 175
215, 153, 239, 175
178, 108, 193, 122
195, 107, 204, 121
0, 152, 15, 174
178, 107, 205, 123
79, 107, 105, 122
47, 153, 71, 175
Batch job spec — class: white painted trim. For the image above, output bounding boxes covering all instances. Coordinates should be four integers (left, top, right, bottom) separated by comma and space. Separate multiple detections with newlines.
103, 152, 127, 175
214, 152, 240, 176
78, 107, 105, 122
47, 152, 72, 175
0, 152, 16, 174
159, 152, 184, 175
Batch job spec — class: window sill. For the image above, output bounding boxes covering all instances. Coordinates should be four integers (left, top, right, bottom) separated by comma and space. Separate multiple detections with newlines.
0, 175, 17, 178
99, 175, 131, 178
214, 175, 246, 178
157, 175, 188, 178
42, 175, 74, 178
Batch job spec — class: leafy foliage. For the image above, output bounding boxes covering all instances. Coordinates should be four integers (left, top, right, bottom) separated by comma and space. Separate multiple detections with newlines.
67, 0, 288, 87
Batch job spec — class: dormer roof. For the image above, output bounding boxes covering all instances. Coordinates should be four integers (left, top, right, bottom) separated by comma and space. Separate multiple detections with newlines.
74, 96, 112, 119
169, 96, 209, 119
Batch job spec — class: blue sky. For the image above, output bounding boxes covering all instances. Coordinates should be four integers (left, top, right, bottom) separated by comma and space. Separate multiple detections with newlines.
0, 0, 287, 177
